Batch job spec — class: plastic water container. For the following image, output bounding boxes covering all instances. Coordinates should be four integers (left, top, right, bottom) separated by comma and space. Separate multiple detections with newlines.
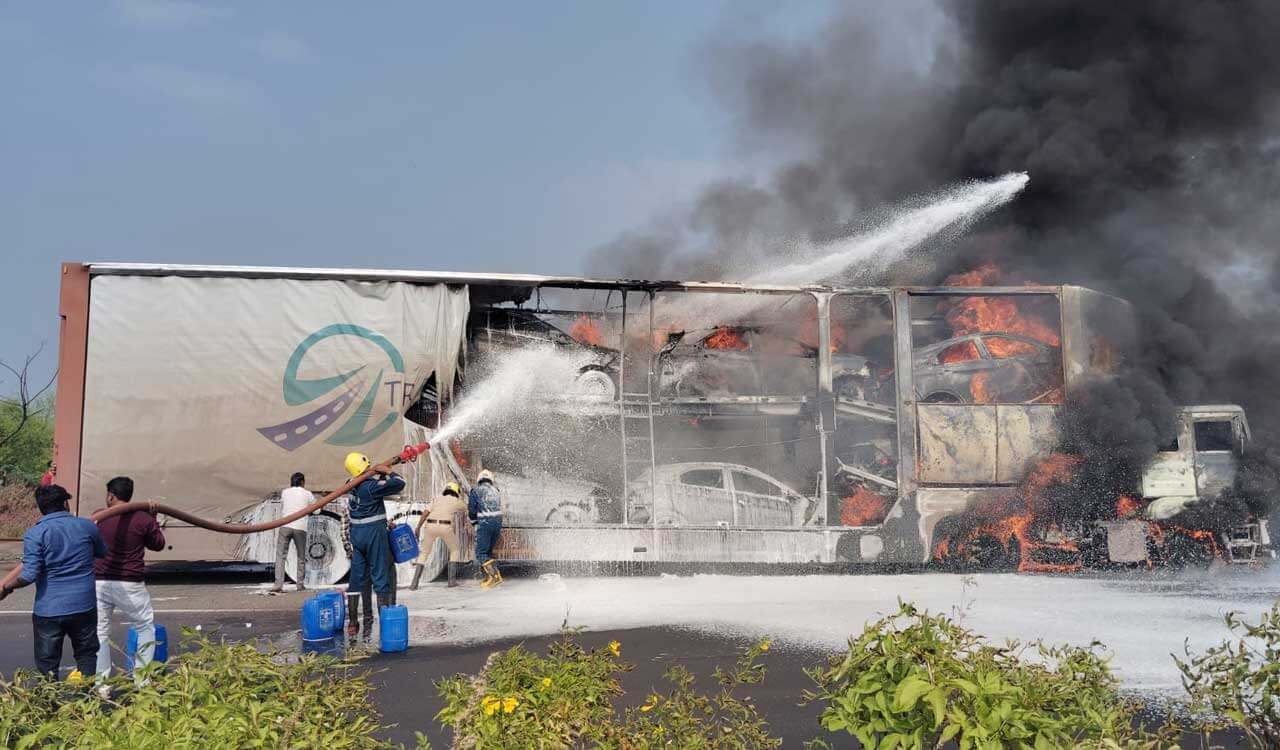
388, 524, 420, 564
318, 590, 346, 631
379, 605, 409, 653
302, 596, 337, 641
302, 637, 341, 657
125, 624, 168, 671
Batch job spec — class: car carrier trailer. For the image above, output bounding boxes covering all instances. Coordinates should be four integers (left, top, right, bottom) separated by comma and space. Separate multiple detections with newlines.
50, 262, 1266, 584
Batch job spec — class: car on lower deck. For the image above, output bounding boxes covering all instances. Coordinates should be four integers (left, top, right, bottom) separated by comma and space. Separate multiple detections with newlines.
626, 462, 817, 528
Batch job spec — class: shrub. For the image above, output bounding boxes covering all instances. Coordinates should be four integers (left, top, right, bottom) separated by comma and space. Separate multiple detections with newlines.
435, 633, 780, 748
1176, 600, 1280, 749
0, 629, 429, 749
804, 601, 1173, 750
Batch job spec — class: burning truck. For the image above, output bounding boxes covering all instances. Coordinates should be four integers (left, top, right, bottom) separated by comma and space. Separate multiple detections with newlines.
50, 263, 1272, 583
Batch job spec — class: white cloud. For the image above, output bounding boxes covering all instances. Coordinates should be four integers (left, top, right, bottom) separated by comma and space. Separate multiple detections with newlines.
112, 0, 228, 29
256, 32, 310, 64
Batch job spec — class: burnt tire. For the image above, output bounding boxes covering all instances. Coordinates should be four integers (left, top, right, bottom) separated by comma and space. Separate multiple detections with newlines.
922, 391, 965, 404
546, 503, 590, 525
574, 367, 618, 400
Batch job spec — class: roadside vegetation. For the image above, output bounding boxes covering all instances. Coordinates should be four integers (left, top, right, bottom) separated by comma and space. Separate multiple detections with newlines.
0, 597, 1275, 748
0, 348, 55, 538
436, 633, 780, 748
0, 630, 430, 750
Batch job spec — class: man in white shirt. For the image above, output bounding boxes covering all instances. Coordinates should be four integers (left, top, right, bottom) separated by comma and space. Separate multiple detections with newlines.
270, 472, 315, 593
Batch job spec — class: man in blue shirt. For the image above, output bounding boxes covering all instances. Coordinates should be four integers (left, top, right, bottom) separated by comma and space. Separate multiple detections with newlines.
341, 452, 404, 638
0, 484, 107, 678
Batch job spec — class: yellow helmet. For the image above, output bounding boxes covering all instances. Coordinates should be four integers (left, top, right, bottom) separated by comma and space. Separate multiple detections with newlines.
443, 482, 461, 497
344, 452, 371, 478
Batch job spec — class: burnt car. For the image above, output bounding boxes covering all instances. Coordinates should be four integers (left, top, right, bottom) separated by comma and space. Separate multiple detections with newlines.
912, 333, 1059, 404
656, 326, 884, 400
470, 308, 621, 399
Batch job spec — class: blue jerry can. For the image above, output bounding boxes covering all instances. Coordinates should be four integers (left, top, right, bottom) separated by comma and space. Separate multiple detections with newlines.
388, 524, 420, 564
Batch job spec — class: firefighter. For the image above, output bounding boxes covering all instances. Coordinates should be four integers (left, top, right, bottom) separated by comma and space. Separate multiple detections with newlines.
341, 452, 402, 635
410, 481, 467, 589
468, 470, 503, 588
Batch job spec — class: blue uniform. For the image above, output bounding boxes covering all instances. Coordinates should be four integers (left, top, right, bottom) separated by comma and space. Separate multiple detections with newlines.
467, 482, 502, 565
346, 472, 404, 595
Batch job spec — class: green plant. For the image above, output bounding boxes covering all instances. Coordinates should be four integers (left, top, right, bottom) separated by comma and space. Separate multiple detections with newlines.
0, 392, 54, 482
1176, 600, 1280, 749
805, 601, 1172, 750
0, 628, 429, 749
614, 639, 780, 749
436, 633, 627, 747
435, 633, 781, 749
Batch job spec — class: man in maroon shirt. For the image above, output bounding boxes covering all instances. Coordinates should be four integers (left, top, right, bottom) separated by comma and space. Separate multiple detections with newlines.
94, 476, 165, 686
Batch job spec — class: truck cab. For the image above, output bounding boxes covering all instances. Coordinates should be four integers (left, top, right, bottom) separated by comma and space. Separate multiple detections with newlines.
1137, 405, 1271, 563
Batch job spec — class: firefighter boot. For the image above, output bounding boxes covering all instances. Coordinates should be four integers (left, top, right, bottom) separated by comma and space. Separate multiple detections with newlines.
480, 560, 503, 589
375, 593, 392, 637
345, 595, 360, 638
409, 564, 424, 591
447, 561, 459, 588
361, 589, 375, 640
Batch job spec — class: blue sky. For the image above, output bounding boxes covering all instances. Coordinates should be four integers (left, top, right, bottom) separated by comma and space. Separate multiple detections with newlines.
1, 0, 833, 390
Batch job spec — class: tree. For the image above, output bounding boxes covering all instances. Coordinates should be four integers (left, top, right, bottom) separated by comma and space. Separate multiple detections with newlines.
0, 345, 56, 481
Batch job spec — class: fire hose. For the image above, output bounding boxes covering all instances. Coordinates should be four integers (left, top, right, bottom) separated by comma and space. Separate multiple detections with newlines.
0, 441, 435, 593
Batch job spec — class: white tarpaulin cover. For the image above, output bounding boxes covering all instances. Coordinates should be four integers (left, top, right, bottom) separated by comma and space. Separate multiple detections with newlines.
80, 275, 468, 530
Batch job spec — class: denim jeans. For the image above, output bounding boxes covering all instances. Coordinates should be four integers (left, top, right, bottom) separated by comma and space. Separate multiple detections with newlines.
33, 608, 98, 679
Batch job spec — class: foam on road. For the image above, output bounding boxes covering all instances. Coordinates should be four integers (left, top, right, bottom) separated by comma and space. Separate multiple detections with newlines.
396, 567, 1280, 694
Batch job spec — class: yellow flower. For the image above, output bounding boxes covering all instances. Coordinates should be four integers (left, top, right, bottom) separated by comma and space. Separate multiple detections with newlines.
608, 640, 621, 656
481, 695, 500, 716
541, 677, 552, 688
653, 725, 665, 736
760, 640, 771, 652
639, 694, 659, 713
502, 696, 519, 714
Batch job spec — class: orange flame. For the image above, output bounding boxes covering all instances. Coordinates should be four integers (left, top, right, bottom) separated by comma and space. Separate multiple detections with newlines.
946, 297, 1060, 349
939, 263, 1062, 403
1115, 495, 1141, 518
704, 327, 749, 351
933, 453, 1082, 573
840, 486, 892, 527
569, 315, 604, 346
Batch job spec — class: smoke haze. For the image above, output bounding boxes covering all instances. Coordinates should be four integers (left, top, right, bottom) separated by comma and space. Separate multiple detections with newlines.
587, 1, 1280, 525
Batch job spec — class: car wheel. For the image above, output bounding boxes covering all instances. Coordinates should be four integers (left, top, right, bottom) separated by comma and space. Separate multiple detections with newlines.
546, 503, 590, 525
574, 367, 617, 400
285, 511, 351, 587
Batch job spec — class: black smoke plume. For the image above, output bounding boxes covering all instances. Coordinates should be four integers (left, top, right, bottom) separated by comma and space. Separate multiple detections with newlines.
587, 1, 1280, 529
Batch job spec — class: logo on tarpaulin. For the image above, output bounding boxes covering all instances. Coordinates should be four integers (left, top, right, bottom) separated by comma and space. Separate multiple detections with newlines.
258, 323, 409, 451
